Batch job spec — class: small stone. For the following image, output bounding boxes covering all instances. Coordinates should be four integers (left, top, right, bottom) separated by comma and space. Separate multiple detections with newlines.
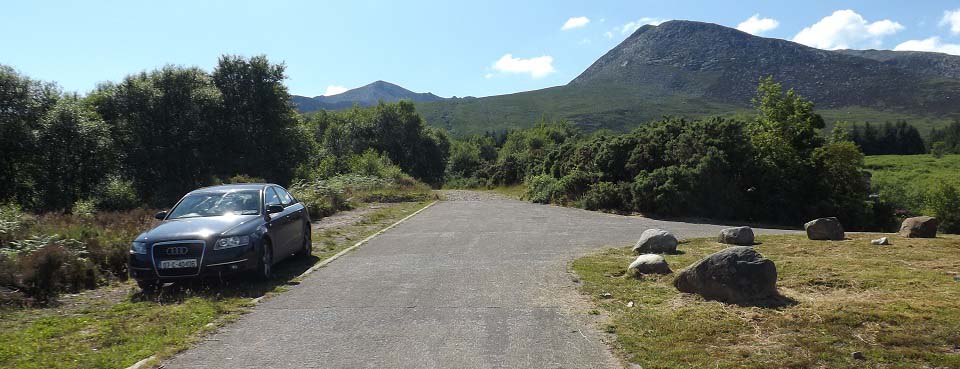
628, 254, 672, 275
852, 351, 865, 360
804, 217, 845, 240
600, 292, 612, 299
633, 228, 679, 254
627, 301, 635, 307
870, 237, 890, 245
717, 226, 755, 246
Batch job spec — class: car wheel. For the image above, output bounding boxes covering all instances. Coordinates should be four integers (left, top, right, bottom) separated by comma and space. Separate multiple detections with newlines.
296, 226, 312, 258
137, 280, 159, 294
257, 242, 273, 280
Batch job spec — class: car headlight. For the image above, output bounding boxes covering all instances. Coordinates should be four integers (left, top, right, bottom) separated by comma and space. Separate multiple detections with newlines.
215, 235, 250, 250
130, 241, 147, 255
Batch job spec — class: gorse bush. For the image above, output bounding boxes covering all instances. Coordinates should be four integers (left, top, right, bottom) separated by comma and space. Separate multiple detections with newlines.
525, 174, 559, 204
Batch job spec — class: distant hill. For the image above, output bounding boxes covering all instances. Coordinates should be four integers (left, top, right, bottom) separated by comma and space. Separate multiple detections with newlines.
292, 80, 444, 112
416, 20, 960, 136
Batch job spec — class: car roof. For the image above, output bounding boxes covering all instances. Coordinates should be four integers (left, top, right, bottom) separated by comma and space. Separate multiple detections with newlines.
189, 183, 278, 193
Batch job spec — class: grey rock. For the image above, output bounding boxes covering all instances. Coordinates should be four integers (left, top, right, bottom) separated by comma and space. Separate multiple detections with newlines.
804, 217, 845, 240
871, 237, 890, 245
718, 226, 755, 245
628, 254, 672, 275
673, 246, 778, 303
899, 216, 938, 238
633, 228, 678, 254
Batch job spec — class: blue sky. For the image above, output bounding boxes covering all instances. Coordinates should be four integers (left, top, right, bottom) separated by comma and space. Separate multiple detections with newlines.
3, 1, 960, 98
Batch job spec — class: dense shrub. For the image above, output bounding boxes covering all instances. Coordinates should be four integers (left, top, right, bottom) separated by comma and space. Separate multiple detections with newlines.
0, 203, 25, 244
525, 174, 559, 204
95, 176, 140, 210
927, 183, 960, 234
71, 199, 96, 218
580, 182, 629, 211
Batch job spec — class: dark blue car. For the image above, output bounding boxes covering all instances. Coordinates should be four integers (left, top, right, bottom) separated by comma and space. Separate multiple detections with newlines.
128, 184, 311, 292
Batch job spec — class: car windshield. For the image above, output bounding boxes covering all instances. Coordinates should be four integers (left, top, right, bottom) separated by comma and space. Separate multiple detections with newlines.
167, 190, 260, 219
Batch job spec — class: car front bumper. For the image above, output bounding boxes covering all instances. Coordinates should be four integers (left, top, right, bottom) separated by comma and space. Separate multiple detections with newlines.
128, 240, 259, 282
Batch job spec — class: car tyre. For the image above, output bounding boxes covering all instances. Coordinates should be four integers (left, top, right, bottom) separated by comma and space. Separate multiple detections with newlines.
296, 225, 312, 259
137, 280, 159, 294
257, 242, 273, 280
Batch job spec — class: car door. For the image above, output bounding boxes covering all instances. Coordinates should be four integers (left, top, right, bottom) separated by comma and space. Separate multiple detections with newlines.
263, 187, 295, 255
275, 186, 306, 251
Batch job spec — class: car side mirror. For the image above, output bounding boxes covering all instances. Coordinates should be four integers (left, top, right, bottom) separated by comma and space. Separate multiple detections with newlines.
154, 211, 167, 220
266, 204, 284, 215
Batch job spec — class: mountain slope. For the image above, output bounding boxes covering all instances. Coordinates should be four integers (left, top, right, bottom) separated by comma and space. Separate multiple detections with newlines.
292, 80, 444, 112
417, 20, 960, 136
834, 49, 960, 79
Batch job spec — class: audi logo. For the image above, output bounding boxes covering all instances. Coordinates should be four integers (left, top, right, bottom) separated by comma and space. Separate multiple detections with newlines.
165, 246, 190, 256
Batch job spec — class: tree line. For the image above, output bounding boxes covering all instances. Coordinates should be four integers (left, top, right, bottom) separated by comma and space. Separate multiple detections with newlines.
0, 56, 449, 212
445, 78, 903, 229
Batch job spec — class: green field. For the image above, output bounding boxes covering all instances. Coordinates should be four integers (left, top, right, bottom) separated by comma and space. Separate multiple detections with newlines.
864, 154, 960, 210
573, 234, 960, 368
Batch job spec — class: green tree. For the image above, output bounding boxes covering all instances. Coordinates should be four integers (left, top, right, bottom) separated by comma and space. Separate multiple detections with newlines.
34, 97, 116, 210
98, 66, 223, 206
212, 55, 310, 184
748, 77, 825, 222
0, 65, 59, 206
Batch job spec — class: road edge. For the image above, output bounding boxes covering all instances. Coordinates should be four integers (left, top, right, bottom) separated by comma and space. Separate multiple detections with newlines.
290, 199, 438, 282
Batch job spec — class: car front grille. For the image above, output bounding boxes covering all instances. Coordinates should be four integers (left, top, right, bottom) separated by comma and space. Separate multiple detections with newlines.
152, 240, 205, 277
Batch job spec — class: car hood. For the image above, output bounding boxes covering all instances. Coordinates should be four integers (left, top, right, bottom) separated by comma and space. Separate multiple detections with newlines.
137, 215, 261, 243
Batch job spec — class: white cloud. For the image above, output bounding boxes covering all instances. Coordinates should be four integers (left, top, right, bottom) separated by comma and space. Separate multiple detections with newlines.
491, 54, 555, 78
941, 9, 960, 34
578, 38, 592, 45
561, 16, 590, 30
604, 31, 613, 39
484, 73, 494, 79
621, 17, 666, 34
322, 85, 348, 96
793, 9, 904, 50
736, 14, 779, 35
894, 36, 960, 55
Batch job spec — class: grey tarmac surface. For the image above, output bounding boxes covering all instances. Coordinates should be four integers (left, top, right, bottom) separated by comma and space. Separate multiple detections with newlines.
162, 195, 796, 369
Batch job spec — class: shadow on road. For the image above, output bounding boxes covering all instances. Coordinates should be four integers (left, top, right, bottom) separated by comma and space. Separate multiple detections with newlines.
130, 254, 321, 304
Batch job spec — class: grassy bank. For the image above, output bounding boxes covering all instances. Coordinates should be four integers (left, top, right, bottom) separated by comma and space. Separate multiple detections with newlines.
573, 233, 960, 368
0, 200, 431, 369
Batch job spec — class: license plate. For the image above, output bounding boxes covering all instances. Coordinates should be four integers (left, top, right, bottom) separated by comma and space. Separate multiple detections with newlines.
159, 259, 198, 269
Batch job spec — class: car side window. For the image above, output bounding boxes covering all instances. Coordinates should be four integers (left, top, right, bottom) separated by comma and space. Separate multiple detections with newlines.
264, 187, 281, 207
275, 187, 295, 206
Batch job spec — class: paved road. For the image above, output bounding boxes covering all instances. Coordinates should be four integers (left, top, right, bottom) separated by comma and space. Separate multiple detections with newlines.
163, 196, 795, 369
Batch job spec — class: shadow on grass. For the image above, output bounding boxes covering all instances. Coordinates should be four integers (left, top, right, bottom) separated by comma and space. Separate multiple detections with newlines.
131, 254, 321, 304
730, 293, 799, 309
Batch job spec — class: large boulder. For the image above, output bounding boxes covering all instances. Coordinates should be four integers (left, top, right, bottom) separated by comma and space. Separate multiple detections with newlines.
673, 246, 778, 303
632, 229, 678, 254
628, 254, 671, 275
804, 217, 844, 240
899, 216, 938, 238
718, 226, 755, 246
